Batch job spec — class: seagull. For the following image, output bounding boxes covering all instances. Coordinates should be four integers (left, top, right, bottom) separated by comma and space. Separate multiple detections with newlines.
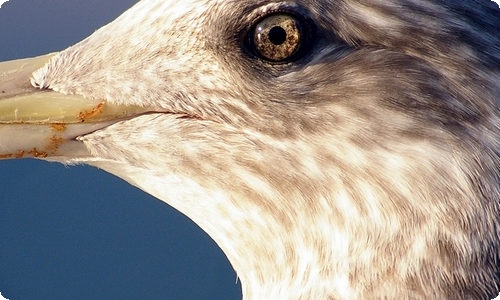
0, 0, 499, 299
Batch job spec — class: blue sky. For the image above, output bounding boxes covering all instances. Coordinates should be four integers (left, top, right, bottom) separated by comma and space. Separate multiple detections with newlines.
0, 1, 241, 299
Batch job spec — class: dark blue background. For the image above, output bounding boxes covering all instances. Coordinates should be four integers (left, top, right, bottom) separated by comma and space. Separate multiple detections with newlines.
0, 1, 241, 299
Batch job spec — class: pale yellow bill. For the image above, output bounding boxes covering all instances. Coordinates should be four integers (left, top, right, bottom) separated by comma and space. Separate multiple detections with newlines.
0, 54, 146, 159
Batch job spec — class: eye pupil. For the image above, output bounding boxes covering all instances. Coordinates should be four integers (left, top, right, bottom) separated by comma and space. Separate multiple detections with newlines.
268, 26, 287, 45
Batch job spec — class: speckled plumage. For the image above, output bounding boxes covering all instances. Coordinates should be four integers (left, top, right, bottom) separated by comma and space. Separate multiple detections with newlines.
25, 0, 500, 299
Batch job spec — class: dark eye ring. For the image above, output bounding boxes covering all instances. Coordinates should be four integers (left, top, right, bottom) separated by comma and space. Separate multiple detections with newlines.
247, 12, 313, 63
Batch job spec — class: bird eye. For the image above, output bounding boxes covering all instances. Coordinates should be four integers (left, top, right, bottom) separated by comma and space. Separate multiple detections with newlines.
250, 13, 311, 62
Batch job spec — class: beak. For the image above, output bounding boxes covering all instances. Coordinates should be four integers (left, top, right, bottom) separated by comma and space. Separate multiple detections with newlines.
0, 53, 147, 160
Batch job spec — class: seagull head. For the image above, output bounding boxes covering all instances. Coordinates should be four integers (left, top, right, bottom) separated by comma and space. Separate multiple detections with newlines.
0, 0, 499, 298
